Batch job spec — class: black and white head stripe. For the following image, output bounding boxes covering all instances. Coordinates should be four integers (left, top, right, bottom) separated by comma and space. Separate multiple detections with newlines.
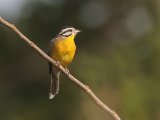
59, 27, 80, 37
59, 27, 75, 37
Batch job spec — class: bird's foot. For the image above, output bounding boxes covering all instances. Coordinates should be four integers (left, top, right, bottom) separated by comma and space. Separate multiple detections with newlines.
65, 67, 70, 75
55, 61, 61, 66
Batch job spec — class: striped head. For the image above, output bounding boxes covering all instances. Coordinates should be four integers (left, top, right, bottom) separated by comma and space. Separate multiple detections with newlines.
58, 27, 80, 37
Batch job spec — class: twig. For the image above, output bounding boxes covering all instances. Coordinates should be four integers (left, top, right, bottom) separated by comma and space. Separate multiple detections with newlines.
0, 16, 121, 120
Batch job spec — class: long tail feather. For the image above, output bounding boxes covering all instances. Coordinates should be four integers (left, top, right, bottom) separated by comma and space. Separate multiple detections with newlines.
49, 71, 60, 99
49, 66, 60, 99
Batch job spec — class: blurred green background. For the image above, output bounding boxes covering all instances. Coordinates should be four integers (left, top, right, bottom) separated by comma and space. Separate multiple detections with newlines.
0, 0, 160, 120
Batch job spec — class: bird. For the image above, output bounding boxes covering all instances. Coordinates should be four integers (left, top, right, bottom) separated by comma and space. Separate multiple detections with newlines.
48, 26, 80, 99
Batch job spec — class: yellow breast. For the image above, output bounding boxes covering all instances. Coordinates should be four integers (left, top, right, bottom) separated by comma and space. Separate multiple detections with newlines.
51, 34, 76, 67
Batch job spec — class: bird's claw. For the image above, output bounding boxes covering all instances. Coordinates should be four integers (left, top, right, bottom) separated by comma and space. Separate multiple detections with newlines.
65, 67, 70, 75
55, 61, 61, 66
55, 61, 70, 75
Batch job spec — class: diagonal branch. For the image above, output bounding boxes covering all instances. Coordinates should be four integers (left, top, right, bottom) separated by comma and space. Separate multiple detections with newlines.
0, 16, 121, 120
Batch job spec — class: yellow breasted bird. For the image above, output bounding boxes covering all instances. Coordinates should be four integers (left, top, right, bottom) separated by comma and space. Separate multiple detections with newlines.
48, 27, 80, 99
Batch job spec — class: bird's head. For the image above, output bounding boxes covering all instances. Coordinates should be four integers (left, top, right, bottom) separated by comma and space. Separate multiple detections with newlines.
59, 26, 80, 37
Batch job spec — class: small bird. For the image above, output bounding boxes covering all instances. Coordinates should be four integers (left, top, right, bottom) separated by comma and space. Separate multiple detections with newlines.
48, 27, 80, 99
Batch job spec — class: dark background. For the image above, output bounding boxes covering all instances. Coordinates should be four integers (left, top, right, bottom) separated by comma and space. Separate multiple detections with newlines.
0, 0, 160, 120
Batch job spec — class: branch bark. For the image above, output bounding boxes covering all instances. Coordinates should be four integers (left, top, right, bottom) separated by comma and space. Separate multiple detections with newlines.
0, 16, 121, 120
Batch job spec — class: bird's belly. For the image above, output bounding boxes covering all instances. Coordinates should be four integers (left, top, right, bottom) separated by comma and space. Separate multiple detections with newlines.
61, 54, 74, 66
51, 42, 76, 67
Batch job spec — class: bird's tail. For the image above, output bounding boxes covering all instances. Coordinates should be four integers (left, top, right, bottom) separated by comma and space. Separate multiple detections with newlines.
49, 67, 60, 99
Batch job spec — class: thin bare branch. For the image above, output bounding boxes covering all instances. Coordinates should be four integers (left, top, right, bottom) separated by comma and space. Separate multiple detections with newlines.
0, 16, 121, 120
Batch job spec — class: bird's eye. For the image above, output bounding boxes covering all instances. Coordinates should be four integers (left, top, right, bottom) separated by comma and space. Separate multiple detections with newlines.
62, 30, 72, 37
60, 28, 73, 36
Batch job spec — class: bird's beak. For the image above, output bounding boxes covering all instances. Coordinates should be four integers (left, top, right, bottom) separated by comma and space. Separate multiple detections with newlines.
75, 29, 81, 33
